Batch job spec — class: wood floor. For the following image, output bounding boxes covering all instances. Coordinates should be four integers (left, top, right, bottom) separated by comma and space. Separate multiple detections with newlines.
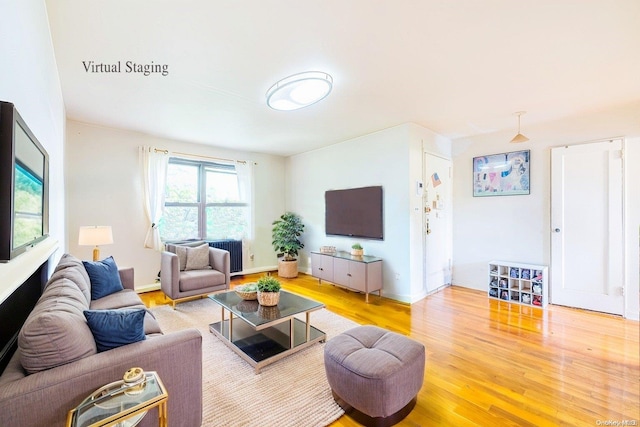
140, 273, 640, 426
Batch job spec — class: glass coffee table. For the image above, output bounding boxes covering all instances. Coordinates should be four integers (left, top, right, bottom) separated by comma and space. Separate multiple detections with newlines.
208, 290, 326, 373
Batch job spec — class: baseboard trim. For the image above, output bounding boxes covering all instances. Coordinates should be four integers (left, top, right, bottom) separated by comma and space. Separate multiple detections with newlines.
136, 282, 161, 293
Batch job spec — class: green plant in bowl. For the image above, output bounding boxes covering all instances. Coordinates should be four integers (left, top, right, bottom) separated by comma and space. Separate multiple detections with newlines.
256, 275, 281, 292
239, 283, 258, 292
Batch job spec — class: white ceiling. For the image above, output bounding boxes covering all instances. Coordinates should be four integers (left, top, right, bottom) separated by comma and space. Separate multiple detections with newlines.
46, 1, 640, 156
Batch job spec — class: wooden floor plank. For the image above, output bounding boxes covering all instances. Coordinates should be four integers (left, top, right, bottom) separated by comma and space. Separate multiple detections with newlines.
139, 272, 640, 426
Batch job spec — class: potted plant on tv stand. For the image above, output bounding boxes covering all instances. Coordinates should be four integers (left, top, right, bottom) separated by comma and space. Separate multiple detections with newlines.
271, 212, 305, 278
256, 275, 282, 306
351, 243, 364, 257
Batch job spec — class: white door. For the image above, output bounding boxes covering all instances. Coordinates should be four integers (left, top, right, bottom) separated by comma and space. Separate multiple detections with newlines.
424, 153, 453, 293
550, 139, 624, 315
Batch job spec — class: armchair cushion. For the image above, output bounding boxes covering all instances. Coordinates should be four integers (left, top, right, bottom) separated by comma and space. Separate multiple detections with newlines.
179, 269, 227, 292
83, 256, 124, 299
84, 309, 146, 352
185, 244, 211, 270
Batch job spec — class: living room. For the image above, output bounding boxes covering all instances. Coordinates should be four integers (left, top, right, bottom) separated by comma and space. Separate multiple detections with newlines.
1, 1, 639, 426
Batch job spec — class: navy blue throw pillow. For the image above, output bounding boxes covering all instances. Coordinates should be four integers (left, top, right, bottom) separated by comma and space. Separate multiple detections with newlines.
83, 256, 124, 299
84, 309, 146, 352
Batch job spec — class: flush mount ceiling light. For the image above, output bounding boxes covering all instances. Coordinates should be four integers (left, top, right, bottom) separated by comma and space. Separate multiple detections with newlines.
266, 71, 333, 111
509, 111, 530, 143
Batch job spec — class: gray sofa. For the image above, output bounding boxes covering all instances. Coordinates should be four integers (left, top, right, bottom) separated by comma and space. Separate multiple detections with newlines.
0, 254, 203, 427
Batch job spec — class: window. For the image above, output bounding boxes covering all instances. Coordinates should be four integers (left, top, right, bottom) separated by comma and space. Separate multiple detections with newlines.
159, 158, 249, 241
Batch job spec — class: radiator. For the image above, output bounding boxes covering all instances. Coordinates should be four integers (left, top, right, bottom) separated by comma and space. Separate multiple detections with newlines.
207, 239, 243, 273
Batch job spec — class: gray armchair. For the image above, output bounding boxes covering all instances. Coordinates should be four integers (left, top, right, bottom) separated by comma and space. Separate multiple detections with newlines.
161, 242, 230, 309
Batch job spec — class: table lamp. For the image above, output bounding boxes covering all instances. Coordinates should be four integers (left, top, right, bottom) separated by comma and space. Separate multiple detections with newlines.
78, 226, 113, 261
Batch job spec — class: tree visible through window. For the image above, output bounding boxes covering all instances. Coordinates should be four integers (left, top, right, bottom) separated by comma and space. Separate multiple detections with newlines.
159, 158, 249, 241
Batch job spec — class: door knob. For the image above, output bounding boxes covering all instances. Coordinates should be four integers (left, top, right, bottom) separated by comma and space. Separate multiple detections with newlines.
554, 228, 561, 233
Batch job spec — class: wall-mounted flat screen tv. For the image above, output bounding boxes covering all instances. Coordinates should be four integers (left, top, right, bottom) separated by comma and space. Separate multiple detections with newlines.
325, 186, 383, 240
0, 101, 49, 262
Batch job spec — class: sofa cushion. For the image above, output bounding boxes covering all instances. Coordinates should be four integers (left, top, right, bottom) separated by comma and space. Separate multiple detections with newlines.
38, 278, 90, 313
83, 256, 124, 299
143, 310, 163, 335
90, 289, 145, 310
185, 244, 211, 270
19, 288, 97, 374
84, 309, 146, 352
179, 269, 226, 292
50, 253, 92, 303
48, 265, 92, 305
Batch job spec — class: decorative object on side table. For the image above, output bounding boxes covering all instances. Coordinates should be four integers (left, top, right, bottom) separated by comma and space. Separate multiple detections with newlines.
272, 212, 305, 278
66, 369, 168, 427
256, 275, 282, 306
350, 243, 363, 256
235, 283, 258, 300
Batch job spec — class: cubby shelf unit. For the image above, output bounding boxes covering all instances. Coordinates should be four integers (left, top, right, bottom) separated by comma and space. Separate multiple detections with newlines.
488, 261, 548, 308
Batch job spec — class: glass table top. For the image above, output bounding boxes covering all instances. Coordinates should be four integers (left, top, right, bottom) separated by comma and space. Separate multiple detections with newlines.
209, 290, 324, 328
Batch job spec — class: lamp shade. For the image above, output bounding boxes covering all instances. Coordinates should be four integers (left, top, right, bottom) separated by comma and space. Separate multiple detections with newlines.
510, 133, 530, 143
266, 71, 333, 111
509, 111, 529, 143
78, 226, 113, 246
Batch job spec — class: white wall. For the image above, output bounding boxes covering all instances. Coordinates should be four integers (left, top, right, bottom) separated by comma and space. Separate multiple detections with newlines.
452, 109, 640, 320
0, 0, 66, 284
624, 137, 639, 320
65, 120, 286, 287
287, 123, 451, 303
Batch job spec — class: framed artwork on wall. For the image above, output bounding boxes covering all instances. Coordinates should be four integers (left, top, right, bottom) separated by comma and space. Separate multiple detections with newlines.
473, 150, 530, 197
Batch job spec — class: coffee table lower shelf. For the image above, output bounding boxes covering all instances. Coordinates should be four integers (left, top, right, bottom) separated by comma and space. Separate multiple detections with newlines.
209, 317, 326, 373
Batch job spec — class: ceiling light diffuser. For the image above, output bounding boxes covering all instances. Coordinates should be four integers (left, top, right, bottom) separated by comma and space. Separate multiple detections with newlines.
509, 111, 529, 143
266, 71, 333, 111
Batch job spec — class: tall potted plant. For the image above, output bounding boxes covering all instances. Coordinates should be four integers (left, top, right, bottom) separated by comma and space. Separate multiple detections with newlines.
271, 212, 305, 278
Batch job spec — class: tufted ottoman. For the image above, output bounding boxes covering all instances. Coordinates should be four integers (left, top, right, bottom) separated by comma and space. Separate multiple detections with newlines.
324, 325, 425, 427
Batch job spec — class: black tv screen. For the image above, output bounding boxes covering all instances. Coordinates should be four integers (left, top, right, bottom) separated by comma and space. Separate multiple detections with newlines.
325, 186, 383, 240
0, 101, 49, 262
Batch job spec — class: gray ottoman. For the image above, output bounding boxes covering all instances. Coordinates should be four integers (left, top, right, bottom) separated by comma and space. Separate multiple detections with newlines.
324, 325, 425, 427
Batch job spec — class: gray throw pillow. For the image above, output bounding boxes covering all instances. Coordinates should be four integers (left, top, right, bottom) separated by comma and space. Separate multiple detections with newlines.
185, 244, 210, 270
175, 246, 188, 271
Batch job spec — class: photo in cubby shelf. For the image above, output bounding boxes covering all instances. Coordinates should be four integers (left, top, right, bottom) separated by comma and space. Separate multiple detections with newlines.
533, 270, 543, 281
490, 278, 498, 287
489, 288, 498, 298
500, 290, 509, 300
521, 293, 531, 304
499, 279, 508, 288
510, 267, 519, 278
532, 295, 542, 306
532, 283, 542, 294
521, 269, 530, 279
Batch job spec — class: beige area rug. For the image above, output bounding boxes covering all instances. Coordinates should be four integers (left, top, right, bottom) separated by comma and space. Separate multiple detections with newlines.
150, 297, 359, 427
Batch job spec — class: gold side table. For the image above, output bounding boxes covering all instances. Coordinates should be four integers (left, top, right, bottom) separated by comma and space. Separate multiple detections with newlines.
66, 371, 168, 427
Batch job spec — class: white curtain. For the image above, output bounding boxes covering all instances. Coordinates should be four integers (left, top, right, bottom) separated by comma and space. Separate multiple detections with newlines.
140, 146, 169, 250
236, 161, 254, 266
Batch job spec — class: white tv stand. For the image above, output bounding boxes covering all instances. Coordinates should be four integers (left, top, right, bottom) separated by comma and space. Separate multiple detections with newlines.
310, 251, 382, 303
